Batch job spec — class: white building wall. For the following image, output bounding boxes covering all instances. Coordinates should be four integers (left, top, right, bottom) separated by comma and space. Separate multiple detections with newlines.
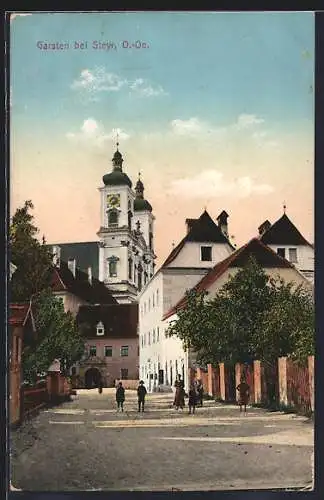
267, 244, 314, 283
162, 270, 209, 315
167, 241, 233, 268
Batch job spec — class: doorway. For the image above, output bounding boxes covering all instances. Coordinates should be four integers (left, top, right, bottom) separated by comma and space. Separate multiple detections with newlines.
85, 368, 102, 389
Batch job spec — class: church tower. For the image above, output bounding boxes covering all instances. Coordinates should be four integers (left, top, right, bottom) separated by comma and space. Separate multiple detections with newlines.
97, 143, 156, 303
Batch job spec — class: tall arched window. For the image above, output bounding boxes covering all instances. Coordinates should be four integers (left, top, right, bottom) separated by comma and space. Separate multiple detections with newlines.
128, 210, 132, 231
108, 256, 119, 277
128, 257, 133, 280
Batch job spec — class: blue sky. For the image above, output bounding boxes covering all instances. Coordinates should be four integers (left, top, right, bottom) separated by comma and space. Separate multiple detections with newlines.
10, 12, 314, 263
11, 12, 314, 132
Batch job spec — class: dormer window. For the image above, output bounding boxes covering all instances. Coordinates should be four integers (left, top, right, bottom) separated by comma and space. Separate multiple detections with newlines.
96, 321, 105, 336
277, 248, 286, 259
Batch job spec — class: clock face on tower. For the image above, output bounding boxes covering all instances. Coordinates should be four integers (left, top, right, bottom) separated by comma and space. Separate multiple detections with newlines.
107, 193, 120, 208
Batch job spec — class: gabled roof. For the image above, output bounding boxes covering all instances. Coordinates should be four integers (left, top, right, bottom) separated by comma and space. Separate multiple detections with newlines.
260, 213, 311, 246
163, 237, 294, 320
161, 210, 234, 268
51, 260, 117, 305
9, 302, 35, 330
47, 242, 99, 279
77, 303, 138, 339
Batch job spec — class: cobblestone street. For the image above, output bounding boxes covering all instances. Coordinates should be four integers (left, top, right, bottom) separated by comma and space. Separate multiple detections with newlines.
10, 389, 314, 491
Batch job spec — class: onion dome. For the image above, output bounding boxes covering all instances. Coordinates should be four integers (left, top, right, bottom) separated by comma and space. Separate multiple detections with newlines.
102, 144, 132, 188
134, 173, 152, 212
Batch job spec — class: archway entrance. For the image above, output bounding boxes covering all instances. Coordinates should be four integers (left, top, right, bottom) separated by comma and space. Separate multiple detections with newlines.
85, 368, 102, 389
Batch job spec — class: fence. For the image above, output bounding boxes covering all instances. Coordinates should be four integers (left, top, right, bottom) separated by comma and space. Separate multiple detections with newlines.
189, 355, 314, 416
22, 385, 48, 418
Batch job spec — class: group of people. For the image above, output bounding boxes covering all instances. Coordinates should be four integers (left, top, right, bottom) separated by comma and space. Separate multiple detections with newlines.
99, 374, 250, 415
173, 376, 204, 414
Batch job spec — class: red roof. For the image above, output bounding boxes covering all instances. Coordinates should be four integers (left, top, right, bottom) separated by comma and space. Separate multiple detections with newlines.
163, 237, 294, 320
9, 303, 35, 328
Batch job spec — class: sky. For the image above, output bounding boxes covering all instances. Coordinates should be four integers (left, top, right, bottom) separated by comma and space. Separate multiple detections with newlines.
10, 11, 314, 266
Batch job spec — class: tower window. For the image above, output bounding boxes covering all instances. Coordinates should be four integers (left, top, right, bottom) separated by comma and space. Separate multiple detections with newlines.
201, 246, 212, 261
108, 209, 119, 227
277, 248, 286, 259
128, 210, 133, 231
128, 257, 133, 280
108, 256, 119, 277
289, 248, 298, 263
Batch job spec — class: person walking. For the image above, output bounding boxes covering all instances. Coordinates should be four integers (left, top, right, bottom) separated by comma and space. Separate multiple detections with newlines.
196, 380, 204, 407
174, 376, 185, 410
236, 376, 250, 415
98, 378, 103, 394
188, 384, 197, 414
116, 381, 125, 412
137, 380, 147, 412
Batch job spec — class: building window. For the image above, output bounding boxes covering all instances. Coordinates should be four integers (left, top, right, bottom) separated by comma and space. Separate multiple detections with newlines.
148, 332, 151, 345
201, 246, 212, 261
96, 321, 105, 336
128, 257, 133, 280
144, 302, 146, 314
121, 345, 129, 357
153, 294, 155, 307
289, 248, 298, 263
153, 329, 156, 343
128, 210, 133, 231
105, 346, 112, 357
89, 345, 97, 357
157, 327, 160, 342
277, 248, 286, 259
156, 289, 159, 306
108, 209, 119, 227
108, 256, 119, 277
148, 298, 151, 311
121, 368, 128, 379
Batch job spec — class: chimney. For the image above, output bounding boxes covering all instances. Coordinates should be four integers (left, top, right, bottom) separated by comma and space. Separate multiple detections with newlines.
216, 210, 229, 238
68, 257, 76, 278
52, 245, 61, 268
185, 218, 197, 234
258, 220, 271, 236
88, 266, 92, 286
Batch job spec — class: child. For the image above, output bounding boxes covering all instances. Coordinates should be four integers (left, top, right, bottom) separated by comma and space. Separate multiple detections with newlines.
116, 381, 125, 412
236, 376, 250, 415
137, 380, 147, 412
188, 384, 197, 414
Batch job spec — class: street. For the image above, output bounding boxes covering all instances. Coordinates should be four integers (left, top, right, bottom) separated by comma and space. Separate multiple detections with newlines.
10, 389, 314, 491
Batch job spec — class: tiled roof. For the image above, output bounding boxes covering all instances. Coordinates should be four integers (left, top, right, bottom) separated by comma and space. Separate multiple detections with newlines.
9, 303, 35, 329
51, 260, 117, 305
260, 213, 311, 246
77, 303, 138, 339
163, 237, 294, 320
47, 242, 100, 279
161, 210, 234, 268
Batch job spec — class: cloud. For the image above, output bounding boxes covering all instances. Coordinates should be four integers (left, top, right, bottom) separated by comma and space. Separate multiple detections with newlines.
168, 170, 274, 199
129, 78, 167, 97
71, 68, 126, 94
235, 114, 265, 129
66, 119, 130, 147
71, 68, 167, 99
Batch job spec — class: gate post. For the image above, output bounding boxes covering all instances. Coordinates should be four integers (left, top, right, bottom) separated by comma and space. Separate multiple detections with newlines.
219, 362, 226, 401
253, 360, 262, 404
278, 357, 288, 407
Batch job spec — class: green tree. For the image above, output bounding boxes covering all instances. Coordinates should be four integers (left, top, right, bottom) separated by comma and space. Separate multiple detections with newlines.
23, 289, 86, 383
10, 200, 53, 301
167, 257, 314, 365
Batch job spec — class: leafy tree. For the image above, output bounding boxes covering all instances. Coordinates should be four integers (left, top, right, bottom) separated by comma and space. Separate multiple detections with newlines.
22, 289, 86, 383
10, 200, 53, 301
167, 257, 314, 365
